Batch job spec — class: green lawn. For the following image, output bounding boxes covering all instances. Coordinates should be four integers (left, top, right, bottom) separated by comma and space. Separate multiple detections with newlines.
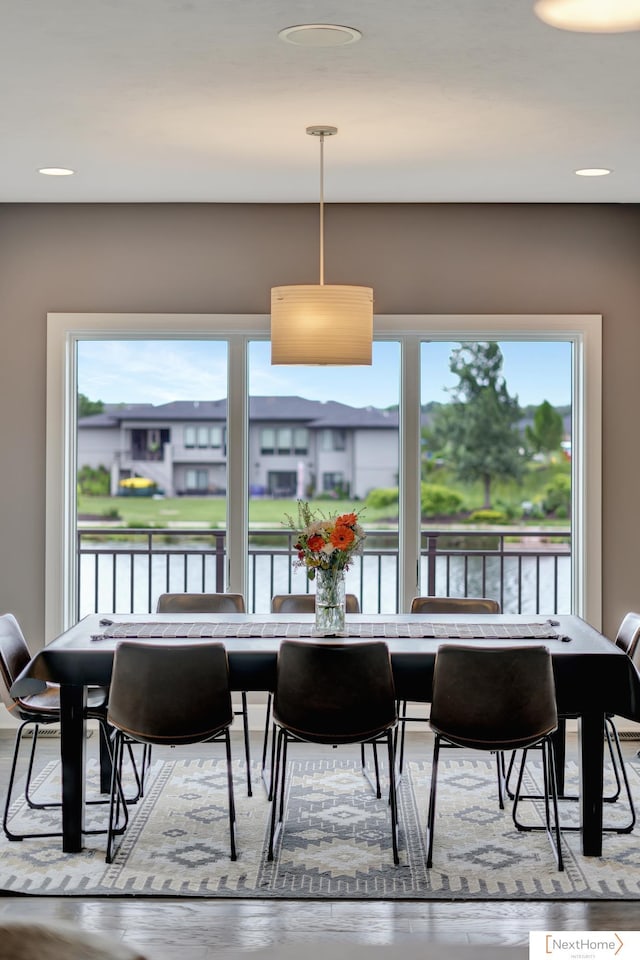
78, 460, 571, 529
77, 495, 389, 528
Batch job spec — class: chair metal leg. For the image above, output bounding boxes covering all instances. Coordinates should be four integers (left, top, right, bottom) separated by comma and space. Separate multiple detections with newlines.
105, 732, 131, 863
385, 730, 400, 865
3, 721, 71, 841
495, 750, 505, 810
239, 691, 252, 797
602, 719, 636, 833
361, 742, 383, 798
223, 728, 238, 861
425, 734, 441, 868
511, 744, 563, 871
3, 719, 129, 841
509, 719, 635, 834
261, 693, 277, 799
542, 739, 564, 870
267, 727, 286, 860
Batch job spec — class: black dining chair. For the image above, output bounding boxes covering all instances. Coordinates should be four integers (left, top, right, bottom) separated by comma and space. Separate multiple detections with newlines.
155, 592, 252, 796
426, 643, 563, 870
105, 640, 237, 863
270, 593, 361, 615
267, 639, 400, 865
262, 593, 368, 798
0, 612, 142, 841
506, 610, 640, 834
397, 597, 502, 785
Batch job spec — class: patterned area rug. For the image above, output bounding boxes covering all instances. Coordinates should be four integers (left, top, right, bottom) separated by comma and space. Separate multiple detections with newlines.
1, 753, 639, 898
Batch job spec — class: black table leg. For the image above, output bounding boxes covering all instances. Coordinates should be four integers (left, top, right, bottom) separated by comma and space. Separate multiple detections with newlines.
552, 718, 566, 796
579, 711, 604, 857
59, 683, 86, 852
99, 722, 113, 794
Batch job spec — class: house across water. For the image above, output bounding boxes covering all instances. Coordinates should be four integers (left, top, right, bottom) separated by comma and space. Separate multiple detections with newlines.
78, 397, 400, 500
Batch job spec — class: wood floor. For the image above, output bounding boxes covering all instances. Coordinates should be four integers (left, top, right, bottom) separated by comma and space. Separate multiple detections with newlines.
1, 729, 638, 960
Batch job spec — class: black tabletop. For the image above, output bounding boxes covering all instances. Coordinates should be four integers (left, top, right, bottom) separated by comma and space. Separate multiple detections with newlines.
13, 613, 640, 720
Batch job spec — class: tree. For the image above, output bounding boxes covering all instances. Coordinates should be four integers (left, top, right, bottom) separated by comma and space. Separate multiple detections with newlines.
78, 393, 104, 417
525, 400, 564, 457
431, 342, 523, 509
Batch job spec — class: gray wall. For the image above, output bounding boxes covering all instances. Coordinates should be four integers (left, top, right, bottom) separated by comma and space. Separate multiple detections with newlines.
1, 202, 640, 645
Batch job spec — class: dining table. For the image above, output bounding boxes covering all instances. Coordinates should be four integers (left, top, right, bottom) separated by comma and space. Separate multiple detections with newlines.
11, 611, 640, 856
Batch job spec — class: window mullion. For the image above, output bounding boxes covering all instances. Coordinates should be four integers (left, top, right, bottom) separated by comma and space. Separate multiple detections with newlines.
399, 335, 421, 611
226, 336, 249, 598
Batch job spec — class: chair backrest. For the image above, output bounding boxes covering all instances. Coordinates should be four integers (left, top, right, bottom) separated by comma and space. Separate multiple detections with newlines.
410, 596, 501, 615
156, 592, 246, 614
107, 642, 233, 745
271, 593, 360, 614
0, 613, 32, 706
614, 611, 640, 664
273, 639, 396, 744
429, 644, 557, 751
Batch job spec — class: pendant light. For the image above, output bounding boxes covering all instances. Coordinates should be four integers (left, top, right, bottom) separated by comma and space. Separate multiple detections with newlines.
271, 126, 373, 365
534, 0, 640, 32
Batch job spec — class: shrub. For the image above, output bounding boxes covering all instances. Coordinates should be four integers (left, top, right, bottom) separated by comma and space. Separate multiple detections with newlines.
77, 464, 110, 496
466, 509, 506, 524
420, 483, 464, 517
366, 487, 399, 510
542, 474, 571, 516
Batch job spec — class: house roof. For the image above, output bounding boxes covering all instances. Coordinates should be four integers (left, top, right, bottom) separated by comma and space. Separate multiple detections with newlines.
78, 397, 399, 429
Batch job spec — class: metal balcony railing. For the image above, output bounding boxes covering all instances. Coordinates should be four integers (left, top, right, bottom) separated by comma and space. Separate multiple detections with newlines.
76, 526, 571, 620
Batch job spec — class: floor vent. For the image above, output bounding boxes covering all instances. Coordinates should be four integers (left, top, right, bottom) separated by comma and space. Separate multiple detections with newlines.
23, 728, 94, 739
618, 730, 640, 741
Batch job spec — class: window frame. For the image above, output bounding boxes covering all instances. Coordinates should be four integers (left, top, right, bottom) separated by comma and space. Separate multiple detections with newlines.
45, 312, 601, 639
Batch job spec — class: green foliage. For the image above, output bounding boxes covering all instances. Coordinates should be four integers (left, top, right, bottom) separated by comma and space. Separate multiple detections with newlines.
525, 400, 564, 455
420, 483, 464, 517
77, 465, 110, 496
365, 487, 399, 510
430, 343, 523, 509
466, 508, 506, 524
77, 393, 104, 418
541, 474, 571, 516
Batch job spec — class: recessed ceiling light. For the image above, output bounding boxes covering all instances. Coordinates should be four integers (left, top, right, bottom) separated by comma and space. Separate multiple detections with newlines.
278, 24, 362, 47
38, 167, 75, 176
534, 0, 640, 33
575, 167, 612, 176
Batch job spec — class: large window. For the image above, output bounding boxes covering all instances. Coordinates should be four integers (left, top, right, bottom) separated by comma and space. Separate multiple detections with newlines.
46, 313, 601, 637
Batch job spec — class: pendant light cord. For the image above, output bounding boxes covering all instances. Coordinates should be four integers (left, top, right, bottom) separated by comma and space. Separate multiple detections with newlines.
319, 131, 325, 286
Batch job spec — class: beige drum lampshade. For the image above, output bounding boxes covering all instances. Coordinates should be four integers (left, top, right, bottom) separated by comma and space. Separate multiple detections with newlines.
271, 283, 373, 365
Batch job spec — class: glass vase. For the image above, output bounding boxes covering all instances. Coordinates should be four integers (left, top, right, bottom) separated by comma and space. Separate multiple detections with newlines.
314, 567, 346, 635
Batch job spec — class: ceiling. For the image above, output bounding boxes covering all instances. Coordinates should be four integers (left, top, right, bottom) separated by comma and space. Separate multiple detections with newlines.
2, 1, 639, 204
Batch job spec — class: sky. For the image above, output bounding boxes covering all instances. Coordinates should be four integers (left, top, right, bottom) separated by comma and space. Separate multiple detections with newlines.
77, 338, 572, 409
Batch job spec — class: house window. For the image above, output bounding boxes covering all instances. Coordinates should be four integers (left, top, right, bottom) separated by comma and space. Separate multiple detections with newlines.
184, 426, 196, 448
277, 428, 292, 455
210, 426, 223, 449
186, 468, 208, 491
321, 429, 346, 451
197, 426, 209, 448
294, 428, 308, 455
260, 429, 275, 455
322, 472, 344, 493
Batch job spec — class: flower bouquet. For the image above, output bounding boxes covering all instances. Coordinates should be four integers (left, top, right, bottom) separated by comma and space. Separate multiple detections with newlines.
284, 500, 366, 634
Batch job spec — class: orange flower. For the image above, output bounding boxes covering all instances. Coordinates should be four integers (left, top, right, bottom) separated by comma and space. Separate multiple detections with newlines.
330, 524, 355, 549
307, 534, 326, 552
338, 512, 358, 527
